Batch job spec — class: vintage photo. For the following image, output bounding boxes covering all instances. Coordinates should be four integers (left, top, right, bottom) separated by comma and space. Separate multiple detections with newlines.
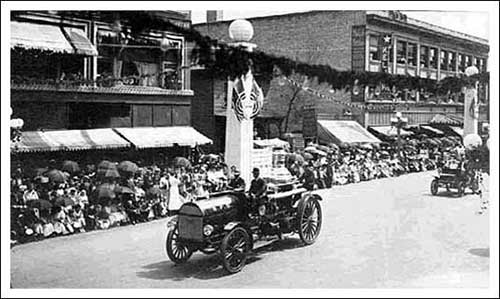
2, 2, 498, 298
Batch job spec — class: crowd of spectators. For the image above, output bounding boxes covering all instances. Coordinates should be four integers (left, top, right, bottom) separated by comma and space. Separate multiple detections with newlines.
10, 135, 466, 245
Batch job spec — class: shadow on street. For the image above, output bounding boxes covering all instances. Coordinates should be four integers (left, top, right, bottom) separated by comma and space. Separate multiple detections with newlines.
469, 248, 489, 258
136, 237, 307, 281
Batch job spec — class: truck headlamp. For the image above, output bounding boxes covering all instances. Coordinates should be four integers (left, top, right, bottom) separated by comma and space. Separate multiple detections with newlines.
203, 224, 214, 236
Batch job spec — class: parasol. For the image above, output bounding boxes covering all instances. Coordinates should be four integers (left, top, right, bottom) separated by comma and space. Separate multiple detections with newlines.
171, 157, 192, 169
93, 183, 116, 200
117, 161, 139, 175
314, 149, 327, 157
328, 143, 339, 151
302, 152, 314, 160
359, 143, 373, 150
46, 169, 68, 183
101, 168, 120, 178
115, 185, 135, 194
61, 160, 80, 174
316, 145, 331, 153
28, 199, 52, 210
304, 146, 317, 153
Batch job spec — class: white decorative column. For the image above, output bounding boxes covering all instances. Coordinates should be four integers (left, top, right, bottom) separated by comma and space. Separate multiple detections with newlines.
224, 19, 262, 189
463, 66, 480, 137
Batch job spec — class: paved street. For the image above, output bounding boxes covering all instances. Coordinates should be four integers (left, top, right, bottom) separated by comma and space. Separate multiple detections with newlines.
11, 171, 489, 288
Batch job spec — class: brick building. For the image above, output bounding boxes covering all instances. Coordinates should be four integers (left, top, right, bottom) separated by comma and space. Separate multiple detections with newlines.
11, 11, 211, 155
192, 10, 489, 148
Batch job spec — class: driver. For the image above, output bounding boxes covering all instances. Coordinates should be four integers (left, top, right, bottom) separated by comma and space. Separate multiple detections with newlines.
249, 168, 267, 215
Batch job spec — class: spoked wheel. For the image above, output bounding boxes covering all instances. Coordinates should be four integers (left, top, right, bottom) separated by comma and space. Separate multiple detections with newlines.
298, 196, 322, 245
457, 182, 465, 197
165, 227, 193, 264
430, 179, 439, 195
220, 227, 251, 274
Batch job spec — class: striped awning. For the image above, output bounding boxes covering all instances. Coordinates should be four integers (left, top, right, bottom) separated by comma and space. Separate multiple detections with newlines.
11, 21, 98, 56
421, 125, 445, 136
369, 126, 414, 138
114, 126, 213, 149
11, 21, 74, 53
317, 120, 381, 145
12, 129, 130, 153
62, 27, 98, 56
449, 126, 464, 137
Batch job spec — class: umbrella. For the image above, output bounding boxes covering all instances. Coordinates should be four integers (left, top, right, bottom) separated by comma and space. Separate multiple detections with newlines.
171, 157, 191, 169
61, 160, 80, 174
55, 197, 75, 207
359, 143, 373, 150
46, 169, 68, 183
403, 145, 417, 152
314, 149, 327, 156
302, 152, 314, 160
287, 153, 305, 165
27, 167, 48, 177
316, 145, 331, 153
115, 185, 135, 195
200, 154, 220, 164
379, 150, 390, 157
93, 183, 116, 200
117, 161, 139, 175
101, 168, 120, 178
328, 143, 339, 151
419, 134, 428, 139
98, 160, 115, 171
304, 146, 317, 153
339, 142, 351, 149
27, 199, 52, 210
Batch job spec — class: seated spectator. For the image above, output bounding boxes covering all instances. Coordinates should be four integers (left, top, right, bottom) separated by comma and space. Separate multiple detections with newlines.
70, 204, 86, 232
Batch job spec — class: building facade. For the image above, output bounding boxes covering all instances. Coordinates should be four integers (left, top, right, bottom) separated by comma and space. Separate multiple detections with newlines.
193, 10, 490, 145
11, 11, 194, 132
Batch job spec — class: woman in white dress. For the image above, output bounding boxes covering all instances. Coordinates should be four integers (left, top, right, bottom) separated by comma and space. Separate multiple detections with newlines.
167, 172, 184, 215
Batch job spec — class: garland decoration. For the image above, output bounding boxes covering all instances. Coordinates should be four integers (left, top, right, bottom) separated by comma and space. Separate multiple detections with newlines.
28, 11, 491, 93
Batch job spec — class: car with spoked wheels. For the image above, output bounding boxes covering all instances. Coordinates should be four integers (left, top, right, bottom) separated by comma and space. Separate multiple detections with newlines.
165, 181, 322, 273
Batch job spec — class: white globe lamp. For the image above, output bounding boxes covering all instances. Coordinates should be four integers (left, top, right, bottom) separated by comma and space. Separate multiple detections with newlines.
228, 19, 254, 42
463, 133, 482, 150
464, 65, 479, 77
486, 138, 490, 150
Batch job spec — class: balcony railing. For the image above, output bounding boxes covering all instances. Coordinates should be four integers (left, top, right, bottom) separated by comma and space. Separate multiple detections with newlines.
10, 76, 193, 96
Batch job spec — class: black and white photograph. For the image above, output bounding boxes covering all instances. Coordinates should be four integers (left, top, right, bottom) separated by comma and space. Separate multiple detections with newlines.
1, 1, 498, 298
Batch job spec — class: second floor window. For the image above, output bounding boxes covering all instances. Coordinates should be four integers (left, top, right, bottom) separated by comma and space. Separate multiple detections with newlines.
429, 47, 438, 69
440, 50, 448, 71
407, 43, 417, 66
369, 35, 381, 61
448, 52, 456, 72
396, 40, 406, 64
458, 54, 466, 72
420, 46, 429, 68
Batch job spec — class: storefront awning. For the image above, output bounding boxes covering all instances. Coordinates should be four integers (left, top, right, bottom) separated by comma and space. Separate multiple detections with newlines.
11, 131, 63, 153
430, 114, 463, 126
448, 126, 464, 137
12, 129, 130, 153
114, 126, 212, 149
254, 138, 290, 149
421, 125, 445, 136
45, 128, 131, 151
369, 126, 413, 138
62, 27, 98, 56
11, 21, 74, 54
317, 120, 381, 145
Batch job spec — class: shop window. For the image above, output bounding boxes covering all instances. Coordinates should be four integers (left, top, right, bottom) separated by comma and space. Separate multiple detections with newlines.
396, 40, 406, 64
369, 35, 381, 61
420, 46, 429, 68
429, 47, 438, 69
440, 50, 448, 71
